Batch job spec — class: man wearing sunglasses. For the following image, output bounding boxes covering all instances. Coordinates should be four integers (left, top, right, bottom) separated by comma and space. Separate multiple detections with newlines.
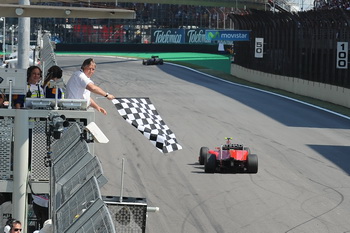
4, 219, 22, 233
10, 221, 22, 232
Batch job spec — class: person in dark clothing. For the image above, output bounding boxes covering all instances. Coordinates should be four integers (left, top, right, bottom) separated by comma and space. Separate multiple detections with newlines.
43, 65, 64, 99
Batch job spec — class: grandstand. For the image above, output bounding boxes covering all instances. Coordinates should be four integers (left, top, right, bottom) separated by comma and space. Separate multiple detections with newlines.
15, 0, 301, 44
5, 0, 265, 9
2, 0, 318, 45
22, 4, 240, 44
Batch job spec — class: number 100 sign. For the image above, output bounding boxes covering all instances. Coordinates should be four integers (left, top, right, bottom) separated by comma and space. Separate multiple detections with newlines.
336, 42, 348, 69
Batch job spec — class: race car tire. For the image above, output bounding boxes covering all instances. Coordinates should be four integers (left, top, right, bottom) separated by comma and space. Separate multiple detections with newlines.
205, 154, 216, 173
199, 147, 209, 165
244, 147, 251, 155
247, 154, 258, 173
159, 59, 164, 65
142, 60, 146, 65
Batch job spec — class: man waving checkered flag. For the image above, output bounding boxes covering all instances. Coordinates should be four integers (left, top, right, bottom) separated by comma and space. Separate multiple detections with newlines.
112, 98, 182, 153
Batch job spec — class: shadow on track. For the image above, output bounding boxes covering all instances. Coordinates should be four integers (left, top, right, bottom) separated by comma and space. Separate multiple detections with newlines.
157, 64, 350, 130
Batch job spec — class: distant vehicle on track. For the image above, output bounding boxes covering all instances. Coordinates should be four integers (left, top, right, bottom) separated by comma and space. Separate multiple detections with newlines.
142, 55, 164, 65
199, 137, 258, 173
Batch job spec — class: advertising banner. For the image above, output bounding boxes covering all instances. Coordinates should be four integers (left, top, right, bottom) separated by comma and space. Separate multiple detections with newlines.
151, 29, 250, 43
185, 29, 210, 43
151, 29, 185, 44
206, 30, 250, 41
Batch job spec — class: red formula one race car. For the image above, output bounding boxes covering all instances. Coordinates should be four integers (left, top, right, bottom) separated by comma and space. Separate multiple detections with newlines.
199, 137, 258, 173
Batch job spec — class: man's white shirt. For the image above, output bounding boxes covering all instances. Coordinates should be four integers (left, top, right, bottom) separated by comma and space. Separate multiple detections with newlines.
66, 70, 93, 106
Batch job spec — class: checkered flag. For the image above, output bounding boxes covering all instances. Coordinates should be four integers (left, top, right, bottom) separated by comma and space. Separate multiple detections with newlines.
112, 98, 182, 153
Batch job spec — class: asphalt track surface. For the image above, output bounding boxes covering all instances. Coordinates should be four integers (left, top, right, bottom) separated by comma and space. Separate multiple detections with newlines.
57, 55, 350, 233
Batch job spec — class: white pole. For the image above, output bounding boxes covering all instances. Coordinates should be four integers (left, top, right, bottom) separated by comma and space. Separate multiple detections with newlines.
13, 110, 29, 232
213, 9, 219, 29
219, 8, 225, 29
205, 8, 211, 29
8, 80, 12, 109
2, 17, 5, 61
11, 25, 14, 54
119, 158, 125, 203
18, 0, 30, 69
54, 86, 59, 110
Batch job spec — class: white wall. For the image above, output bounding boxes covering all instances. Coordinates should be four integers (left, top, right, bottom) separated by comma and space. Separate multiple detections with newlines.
232, 64, 350, 108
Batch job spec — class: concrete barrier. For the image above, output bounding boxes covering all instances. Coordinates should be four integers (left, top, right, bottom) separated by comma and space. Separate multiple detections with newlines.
232, 64, 350, 108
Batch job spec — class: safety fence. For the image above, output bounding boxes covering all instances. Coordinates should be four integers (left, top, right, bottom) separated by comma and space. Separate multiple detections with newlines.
28, 4, 238, 44
228, 9, 350, 88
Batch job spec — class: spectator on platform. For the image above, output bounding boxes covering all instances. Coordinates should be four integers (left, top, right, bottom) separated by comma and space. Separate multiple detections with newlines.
14, 66, 44, 109
43, 65, 64, 99
0, 92, 7, 108
3, 219, 22, 233
65, 58, 115, 115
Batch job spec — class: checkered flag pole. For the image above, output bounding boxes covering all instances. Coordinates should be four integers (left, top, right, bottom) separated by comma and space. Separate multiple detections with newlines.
112, 98, 182, 153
